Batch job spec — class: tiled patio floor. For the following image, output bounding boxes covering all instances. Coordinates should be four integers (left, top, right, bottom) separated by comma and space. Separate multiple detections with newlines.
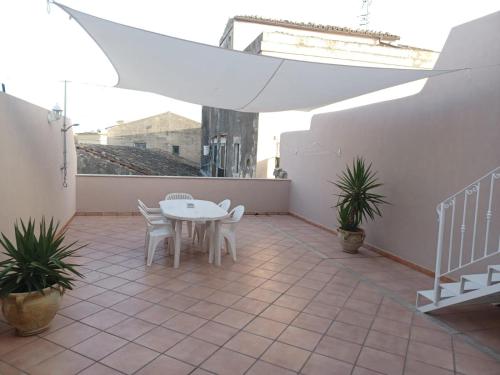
0, 215, 499, 374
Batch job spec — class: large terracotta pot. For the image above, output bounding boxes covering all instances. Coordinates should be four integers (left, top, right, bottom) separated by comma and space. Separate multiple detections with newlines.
337, 228, 365, 254
1, 286, 63, 336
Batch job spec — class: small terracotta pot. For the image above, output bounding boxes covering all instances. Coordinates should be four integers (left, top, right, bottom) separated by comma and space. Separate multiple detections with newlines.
337, 228, 365, 254
2, 286, 63, 336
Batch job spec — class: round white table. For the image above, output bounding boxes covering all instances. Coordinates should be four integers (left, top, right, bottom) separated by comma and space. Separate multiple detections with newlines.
159, 199, 229, 268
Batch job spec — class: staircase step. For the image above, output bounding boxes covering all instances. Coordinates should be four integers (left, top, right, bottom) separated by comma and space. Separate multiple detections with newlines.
440, 281, 482, 295
417, 288, 456, 303
461, 273, 500, 287
489, 265, 500, 273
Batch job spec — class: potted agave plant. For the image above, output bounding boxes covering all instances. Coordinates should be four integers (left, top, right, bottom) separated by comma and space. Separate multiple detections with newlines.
333, 157, 387, 253
0, 218, 84, 336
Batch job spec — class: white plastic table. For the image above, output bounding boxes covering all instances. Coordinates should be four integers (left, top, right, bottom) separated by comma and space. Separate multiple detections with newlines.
159, 199, 229, 268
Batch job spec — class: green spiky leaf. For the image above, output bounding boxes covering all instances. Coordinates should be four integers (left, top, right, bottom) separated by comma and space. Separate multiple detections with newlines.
0, 217, 86, 297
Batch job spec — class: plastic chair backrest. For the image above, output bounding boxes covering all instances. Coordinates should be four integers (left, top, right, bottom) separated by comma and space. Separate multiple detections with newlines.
229, 205, 245, 223
218, 199, 231, 211
138, 206, 154, 226
138, 199, 148, 212
165, 192, 193, 200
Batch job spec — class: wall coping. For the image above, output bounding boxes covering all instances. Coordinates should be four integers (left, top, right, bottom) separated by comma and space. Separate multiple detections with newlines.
76, 174, 291, 182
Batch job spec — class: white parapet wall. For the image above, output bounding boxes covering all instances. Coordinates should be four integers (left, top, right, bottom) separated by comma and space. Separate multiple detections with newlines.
0, 93, 77, 241
280, 12, 500, 272
76, 175, 290, 214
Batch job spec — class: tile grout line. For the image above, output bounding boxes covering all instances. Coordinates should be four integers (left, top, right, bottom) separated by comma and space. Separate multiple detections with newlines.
266, 219, 500, 362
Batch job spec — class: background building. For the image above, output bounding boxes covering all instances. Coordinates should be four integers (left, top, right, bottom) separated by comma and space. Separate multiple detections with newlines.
75, 130, 107, 145
202, 16, 439, 178
107, 111, 201, 166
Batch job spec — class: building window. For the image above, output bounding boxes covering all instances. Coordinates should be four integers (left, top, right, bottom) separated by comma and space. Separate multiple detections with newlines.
133, 142, 146, 149
172, 145, 180, 155
234, 143, 240, 174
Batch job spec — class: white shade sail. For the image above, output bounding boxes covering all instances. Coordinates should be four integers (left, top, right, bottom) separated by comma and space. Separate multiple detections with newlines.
55, 3, 455, 113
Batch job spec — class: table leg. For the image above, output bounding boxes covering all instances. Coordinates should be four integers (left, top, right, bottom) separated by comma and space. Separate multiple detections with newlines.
214, 220, 221, 266
208, 221, 215, 264
174, 220, 182, 268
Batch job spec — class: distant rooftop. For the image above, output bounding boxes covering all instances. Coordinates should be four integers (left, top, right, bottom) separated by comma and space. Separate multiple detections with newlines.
231, 15, 400, 42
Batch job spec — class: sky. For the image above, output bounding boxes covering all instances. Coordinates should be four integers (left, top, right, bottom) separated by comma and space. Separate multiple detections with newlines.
1, 0, 499, 132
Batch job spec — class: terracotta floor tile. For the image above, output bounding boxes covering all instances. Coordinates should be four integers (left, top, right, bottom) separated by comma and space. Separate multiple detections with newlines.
327, 321, 369, 345
231, 297, 269, 315
180, 285, 216, 299
237, 275, 267, 287
352, 366, 386, 375
292, 312, 332, 334
261, 341, 311, 371
364, 329, 408, 356
246, 287, 281, 303
67, 284, 107, 300
135, 355, 194, 375
344, 298, 379, 315
407, 341, 454, 370
302, 353, 353, 375
94, 276, 130, 289
0, 329, 37, 358
38, 314, 74, 336
110, 297, 153, 316
260, 280, 291, 293
371, 316, 410, 339
213, 308, 254, 329
0, 361, 26, 375
224, 331, 273, 358
87, 290, 130, 307
59, 300, 104, 320
186, 300, 227, 319
201, 348, 255, 375
101, 342, 159, 375
136, 287, 173, 303
356, 347, 405, 375
335, 309, 374, 329
5, 338, 64, 370
454, 350, 500, 375
278, 325, 322, 350
135, 304, 179, 324
244, 317, 288, 339
410, 325, 452, 350
404, 358, 454, 375
204, 291, 241, 306
134, 327, 186, 352
166, 337, 218, 366
114, 281, 151, 296
44, 322, 99, 348
260, 305, 299, 324
246, 360, 297, 375
274, 294, 310, 311
72, 332, 127, 360
81, 308, 129, 330
315, 335, 361, 364
303, 301, 341, 320
159, 294, 199, 311
162, 312, 207, 334
221, 282, 256, 296
27, 349, 93, 375
78, 363, 123, 375
285, 285, 318, 299
106, 317, 155, 340
192, 321, 238, 345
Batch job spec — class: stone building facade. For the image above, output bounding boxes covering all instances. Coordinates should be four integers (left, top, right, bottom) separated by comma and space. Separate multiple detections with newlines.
107, 112, 201, 166
201, 16, 439, 178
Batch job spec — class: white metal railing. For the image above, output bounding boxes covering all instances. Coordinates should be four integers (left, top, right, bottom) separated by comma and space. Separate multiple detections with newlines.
433, 166, 500, 303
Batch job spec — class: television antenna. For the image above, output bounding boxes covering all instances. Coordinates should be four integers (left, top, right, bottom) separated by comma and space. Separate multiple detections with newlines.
359, 0, 372, 28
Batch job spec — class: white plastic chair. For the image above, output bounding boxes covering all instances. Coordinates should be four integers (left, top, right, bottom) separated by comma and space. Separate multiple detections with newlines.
193, 199, 231, 246
138, 199, 171, 225
165, 193, 194, 237
210, 205, 244, 262
139, 206, 175, 266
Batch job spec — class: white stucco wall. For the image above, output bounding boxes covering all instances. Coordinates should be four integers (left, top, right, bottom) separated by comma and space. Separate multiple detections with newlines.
280, 12, 500, 271
0, 93, 76, 243
76, 175, 290, 214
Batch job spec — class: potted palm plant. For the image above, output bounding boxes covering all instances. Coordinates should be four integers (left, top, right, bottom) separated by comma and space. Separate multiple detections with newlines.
333, 157, 387, 253
0, 218, 84, 336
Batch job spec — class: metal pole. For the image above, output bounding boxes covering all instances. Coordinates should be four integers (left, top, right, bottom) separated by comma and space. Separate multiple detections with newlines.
433, 202, 445, 304
62, 80, 68, 188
